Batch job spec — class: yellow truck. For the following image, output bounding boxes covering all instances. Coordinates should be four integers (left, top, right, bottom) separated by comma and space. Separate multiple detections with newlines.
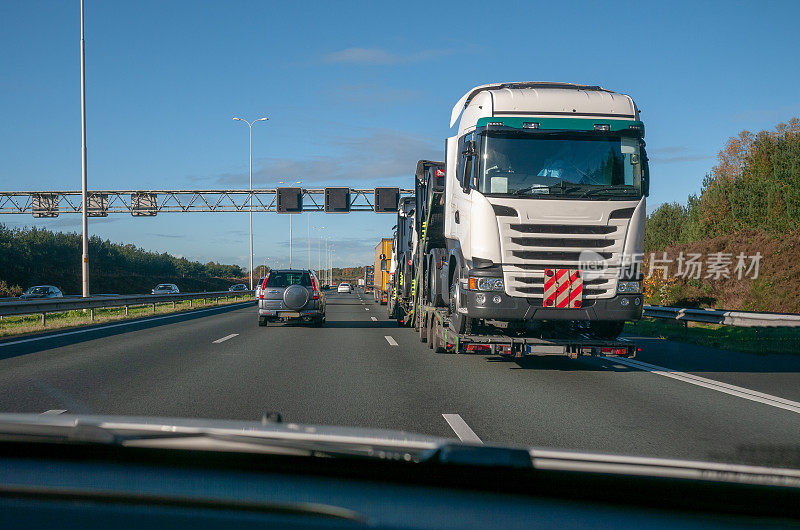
373, 238, 392, 304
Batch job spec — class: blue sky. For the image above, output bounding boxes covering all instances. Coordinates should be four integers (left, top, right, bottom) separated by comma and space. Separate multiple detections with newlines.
2, 0, 800, 271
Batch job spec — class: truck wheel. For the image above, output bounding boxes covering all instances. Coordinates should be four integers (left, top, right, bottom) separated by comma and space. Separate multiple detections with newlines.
588, 320, 625, 339
448, 275, 473, 335
258, 316, 268, 327
429, 263, 445, 307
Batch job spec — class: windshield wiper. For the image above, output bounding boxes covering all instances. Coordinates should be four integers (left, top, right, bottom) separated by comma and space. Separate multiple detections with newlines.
577, 185, 639, 198
512, 183, 586, 196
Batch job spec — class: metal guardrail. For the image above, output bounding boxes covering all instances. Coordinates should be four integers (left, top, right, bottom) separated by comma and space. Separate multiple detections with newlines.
643, 305, 800, 328
0, 291, 254, 325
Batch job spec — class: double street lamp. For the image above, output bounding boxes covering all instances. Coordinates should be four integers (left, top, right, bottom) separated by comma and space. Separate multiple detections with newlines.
233, 116, 268, 289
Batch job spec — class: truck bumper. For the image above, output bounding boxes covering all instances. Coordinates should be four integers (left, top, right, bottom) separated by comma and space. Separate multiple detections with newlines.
462, 290, 643, 322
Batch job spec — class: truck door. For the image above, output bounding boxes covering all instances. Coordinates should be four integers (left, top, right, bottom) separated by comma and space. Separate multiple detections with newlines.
451, 132, 476, 260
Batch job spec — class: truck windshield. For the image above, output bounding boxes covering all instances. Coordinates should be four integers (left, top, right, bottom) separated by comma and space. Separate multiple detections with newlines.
477, 132, 643, 198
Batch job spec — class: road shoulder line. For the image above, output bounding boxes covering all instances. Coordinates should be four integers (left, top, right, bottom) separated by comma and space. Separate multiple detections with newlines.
0, 302, 253, 348
609, 356, 800, 415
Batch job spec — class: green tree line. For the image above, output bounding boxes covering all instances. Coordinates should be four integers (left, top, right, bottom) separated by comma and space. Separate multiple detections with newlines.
0, 224, 245, 295
644, 118, 800, 252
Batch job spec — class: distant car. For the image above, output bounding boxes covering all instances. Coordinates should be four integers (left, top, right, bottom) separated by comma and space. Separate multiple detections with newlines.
337, 283, 351, 293
257, 269, 325, 327
229, 284, 248, 292
255, 277, 266, 298
151, 284, 179, 295
19, 285, 63, 299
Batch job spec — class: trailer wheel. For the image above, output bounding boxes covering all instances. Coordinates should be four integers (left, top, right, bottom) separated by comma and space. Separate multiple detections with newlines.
429, 261, 445, 307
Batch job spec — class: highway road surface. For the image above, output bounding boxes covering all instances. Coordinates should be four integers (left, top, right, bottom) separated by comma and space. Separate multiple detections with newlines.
1, 290, 799, 468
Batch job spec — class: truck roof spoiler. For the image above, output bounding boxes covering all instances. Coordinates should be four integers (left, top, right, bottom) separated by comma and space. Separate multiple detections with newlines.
449, 81, 611, 128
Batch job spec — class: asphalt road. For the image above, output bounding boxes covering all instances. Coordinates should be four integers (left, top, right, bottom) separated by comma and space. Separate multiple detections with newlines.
1, 291, 799, 467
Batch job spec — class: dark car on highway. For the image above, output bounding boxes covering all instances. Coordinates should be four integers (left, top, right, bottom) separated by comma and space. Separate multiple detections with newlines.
257, 269, 325, 327
18, 285, 63, 299
228, 283, 248, 292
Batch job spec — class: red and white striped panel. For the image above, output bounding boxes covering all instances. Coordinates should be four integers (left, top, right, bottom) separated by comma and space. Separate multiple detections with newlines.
543, 269, 582, 308
567, 269, 583, 308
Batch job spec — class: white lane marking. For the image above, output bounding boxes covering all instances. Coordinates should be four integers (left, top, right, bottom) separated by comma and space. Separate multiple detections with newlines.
212, 333, 239, 344
384, 335, 398, 346
0, 302, 253, 348
40, 409, 67, 415
442, 414, 483, 444
371, 316, 377, 321
365, 308, 370, 311
609, 356, 800, 415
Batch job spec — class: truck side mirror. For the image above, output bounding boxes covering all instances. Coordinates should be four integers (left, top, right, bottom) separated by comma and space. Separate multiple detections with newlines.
642, 153, 650, 197
461, 140, 475, 156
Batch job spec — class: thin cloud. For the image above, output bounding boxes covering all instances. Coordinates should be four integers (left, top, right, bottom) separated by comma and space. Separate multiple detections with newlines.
729, 104, 800, 123
205, 128, 440, 186
321, 47, 451, 65
329, 83, 422, 105
146, 233, 183, 239
648, 146, 689, 154
650, 154, 713, 164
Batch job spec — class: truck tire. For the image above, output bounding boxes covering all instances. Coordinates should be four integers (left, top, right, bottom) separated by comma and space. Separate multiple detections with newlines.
429, 261, 445, 308
448, 271, 473, 335
588, 320, 625, 339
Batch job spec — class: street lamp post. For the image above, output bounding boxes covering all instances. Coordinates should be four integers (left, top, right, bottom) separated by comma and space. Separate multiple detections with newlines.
314, 226, 325, 278
80, 0, 89, 297
233, 116, 268, 290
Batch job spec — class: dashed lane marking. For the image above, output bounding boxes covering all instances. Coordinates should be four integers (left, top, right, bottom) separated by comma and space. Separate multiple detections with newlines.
41, 410, 67, 415
371, 317, 377, 321
442, 414, 483, 444
384, 336, 398, 346
213, 333, 239, 344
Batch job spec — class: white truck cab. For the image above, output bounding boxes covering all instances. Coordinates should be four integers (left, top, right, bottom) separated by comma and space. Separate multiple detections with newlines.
441, 82, 648, 337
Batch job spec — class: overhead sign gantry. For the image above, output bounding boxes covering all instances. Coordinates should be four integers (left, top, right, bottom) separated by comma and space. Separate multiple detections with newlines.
0, 187, 408, 217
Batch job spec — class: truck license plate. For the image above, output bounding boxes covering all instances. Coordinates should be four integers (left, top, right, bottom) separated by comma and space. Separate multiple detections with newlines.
543, 269, 583, 308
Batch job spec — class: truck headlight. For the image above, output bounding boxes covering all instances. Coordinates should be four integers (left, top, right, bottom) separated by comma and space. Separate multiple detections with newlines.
617, 281, 642, 294
473, 277, 504, 291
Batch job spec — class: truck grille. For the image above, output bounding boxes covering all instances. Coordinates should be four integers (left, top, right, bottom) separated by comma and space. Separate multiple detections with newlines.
498, 216, 632, 300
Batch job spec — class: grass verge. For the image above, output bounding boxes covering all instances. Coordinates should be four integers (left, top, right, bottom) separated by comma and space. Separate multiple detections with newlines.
0, 296, 254, 339
625, 318, 800, 356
